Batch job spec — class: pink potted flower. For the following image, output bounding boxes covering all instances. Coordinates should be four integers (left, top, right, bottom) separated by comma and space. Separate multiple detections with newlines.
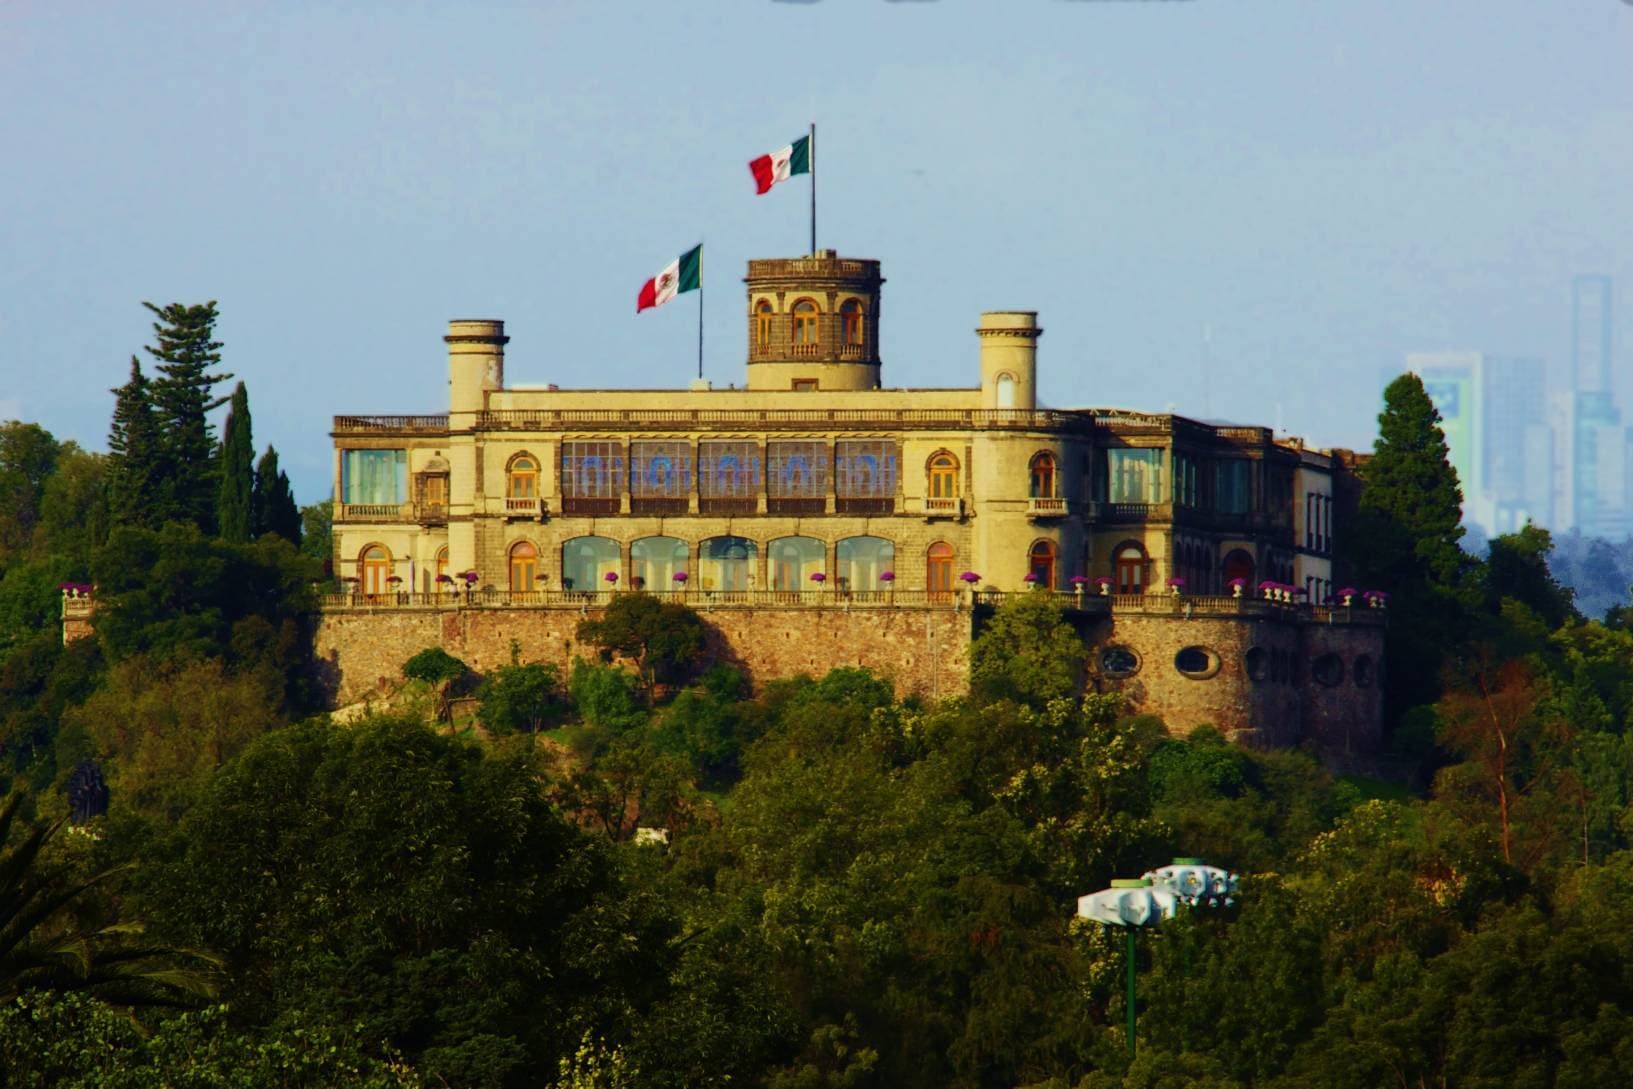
809, 571, 827, 584
672, 571, 689, 584
1336, 587, 1358, 607
604, 571, 619, 585
1022, 571, 1040, 587
1094, 576, 1114, 596
1166, 576, 1186, 596
959, 571, 981, 584
879, 571, 895, 582
1228, 577, 1246, 598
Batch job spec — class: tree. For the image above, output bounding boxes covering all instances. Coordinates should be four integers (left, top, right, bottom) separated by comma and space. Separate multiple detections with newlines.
1344, 373, 1478, 717
0, 420, 61, 563
575, 594, 706, 690
480, 660, 568, 735
300, 499, 333, 574
968, 593, 1083, 707
215, 381, 253, 542
36, 446, 110, 568
143, 301, 230, 531
251, 445, 301, 544
403, 646, 471, 722
1487, 524, 1577, 631
0, 791, 216, 1007
106, 358, 164, 531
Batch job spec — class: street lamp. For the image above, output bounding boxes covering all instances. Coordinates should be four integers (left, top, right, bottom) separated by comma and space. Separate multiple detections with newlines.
1076, 858, 1238, 1057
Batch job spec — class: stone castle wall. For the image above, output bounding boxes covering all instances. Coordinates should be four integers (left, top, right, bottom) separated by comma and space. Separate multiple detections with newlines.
312, 599, 1384, 766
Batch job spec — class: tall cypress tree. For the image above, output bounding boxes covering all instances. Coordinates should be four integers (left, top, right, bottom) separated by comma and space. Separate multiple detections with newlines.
106, 357, 164, 529
216, 381, 254, 542
1343, 373, 1477, 719
144, 301, 231, 531
251, 445, 301, 545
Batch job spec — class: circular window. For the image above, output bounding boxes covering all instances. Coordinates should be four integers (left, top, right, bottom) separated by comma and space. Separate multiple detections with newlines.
1174, 646, 1220, 679
1312, 653, 1344, 688
1353, 655, 1374, 688
1099, 645, 1141, 678
1245, 646, 1268, 682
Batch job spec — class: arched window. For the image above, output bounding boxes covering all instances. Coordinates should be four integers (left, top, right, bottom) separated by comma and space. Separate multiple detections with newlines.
792, 299, 820, 347
926, 541, 954, 599
1222, 548, 1255, 588
508, 541, 538, 592
700, 536, 757, 592
360, 544, 392, 596
1029, 540, 1058, 590
507, 453, 539, 499
928, 451, 959, 499
769, 536, 824, 591
995, 373, 1017, 409
1114, 542, 1147, 595
837, 536, 894, 592
840, 299, 864, 346
561, 535, 618, 591
1029, 452, 1057, 499
755, 300, 774, 348
631, 536, 688, 590
434, 546, 449, 592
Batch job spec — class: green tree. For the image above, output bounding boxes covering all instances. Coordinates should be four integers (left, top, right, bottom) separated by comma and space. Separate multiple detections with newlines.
0, 420, 61, 563
36, 446, 110, 568
402, 646, 471, 722
1343, 373, 1477, 717
251, 445, 301, 543
137, 716, 674, 1089
215, 381, 253, 543
143, 301, 230, 531
479, 660, 567, 735
969, 593, 1083, 707
576, 594, 706, 690
106, 359, 164, 531
1487, 524, 1577, 631
300, 498, 333, 574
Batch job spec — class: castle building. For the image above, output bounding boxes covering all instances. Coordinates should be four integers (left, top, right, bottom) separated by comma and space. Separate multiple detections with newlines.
322, 252, 1382, 758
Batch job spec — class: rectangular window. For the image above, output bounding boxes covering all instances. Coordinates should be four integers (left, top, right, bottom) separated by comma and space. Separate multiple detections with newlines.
1214, 460, 1253, 514
630, 440, 691, 514
1106, 448, 1164, 504
699, 441, 761, 514
1171, 454, 1198, 507
836, 440, 898, 514
561, 441, 623, 514
768, 440, 830, 514
342, 449, 407, 505
792, 378, 818, 391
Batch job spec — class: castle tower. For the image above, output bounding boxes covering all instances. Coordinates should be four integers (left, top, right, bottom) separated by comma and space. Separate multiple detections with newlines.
977, 311, 1040, 410
446, 319, 508, 417
744, 251, 883, 390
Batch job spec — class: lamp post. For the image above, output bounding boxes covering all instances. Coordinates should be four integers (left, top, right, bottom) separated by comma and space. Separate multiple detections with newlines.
1076, 858, 1238, 1057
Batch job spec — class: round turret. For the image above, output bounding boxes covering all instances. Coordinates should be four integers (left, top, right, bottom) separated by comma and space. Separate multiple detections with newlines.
744, 251, 883, 391
446, 319, 508, 416
977, 311, 1041, 410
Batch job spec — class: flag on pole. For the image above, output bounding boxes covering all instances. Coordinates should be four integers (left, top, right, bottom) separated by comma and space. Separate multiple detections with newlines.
636, 244, 702, 313
749, 135, 811, 195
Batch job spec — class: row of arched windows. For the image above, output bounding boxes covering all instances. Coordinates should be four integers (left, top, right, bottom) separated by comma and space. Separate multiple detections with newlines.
754, 298, 866, 349
497, 449, 1060, 500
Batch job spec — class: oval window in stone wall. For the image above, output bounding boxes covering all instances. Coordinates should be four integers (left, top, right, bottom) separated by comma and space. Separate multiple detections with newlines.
1312, 653, 1344, 687
1174, 646, 1220, 679
1245, 646, 1268, 682
1100, 645, 1141, 678
1353, 655, 1374, 687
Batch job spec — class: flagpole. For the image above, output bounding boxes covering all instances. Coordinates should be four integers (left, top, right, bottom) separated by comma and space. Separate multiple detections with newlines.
697, 244, 704, 381
809, 121, 817, 255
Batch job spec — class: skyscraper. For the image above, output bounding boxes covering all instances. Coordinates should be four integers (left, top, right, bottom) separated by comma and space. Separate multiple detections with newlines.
1572, 276, 1628, 539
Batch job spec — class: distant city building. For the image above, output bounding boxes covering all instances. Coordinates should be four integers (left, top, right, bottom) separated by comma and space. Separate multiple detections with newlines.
1572, 276, 1628, 539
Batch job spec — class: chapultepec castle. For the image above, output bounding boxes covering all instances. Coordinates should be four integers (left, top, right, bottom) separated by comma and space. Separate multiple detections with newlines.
312, 251, 1384, 759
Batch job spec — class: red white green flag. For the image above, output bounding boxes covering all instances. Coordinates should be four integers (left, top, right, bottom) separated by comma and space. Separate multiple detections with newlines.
636, 244, 702, 313
749, 134, 811, 195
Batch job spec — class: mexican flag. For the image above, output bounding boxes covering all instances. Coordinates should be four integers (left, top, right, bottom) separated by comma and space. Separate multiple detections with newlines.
636, 244, 702, 313
749, 134, 811, 195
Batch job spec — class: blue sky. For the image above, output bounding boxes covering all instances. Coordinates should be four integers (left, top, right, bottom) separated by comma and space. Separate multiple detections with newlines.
4, 1, 1630, 506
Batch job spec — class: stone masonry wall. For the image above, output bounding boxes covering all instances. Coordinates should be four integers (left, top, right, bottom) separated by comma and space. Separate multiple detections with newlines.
313, 604, 974, 707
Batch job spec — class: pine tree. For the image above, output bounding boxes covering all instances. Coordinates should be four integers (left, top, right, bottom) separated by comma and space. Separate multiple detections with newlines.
106, 357, 164, 529
252, 446, 301, 545
216, 382, 253, 542
144, 301, 230, 531
1344, 373, 1478, 719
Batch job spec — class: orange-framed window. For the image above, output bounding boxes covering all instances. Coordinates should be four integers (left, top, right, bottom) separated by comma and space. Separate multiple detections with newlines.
792, 300, 819, 346
928, 452, 959, 499
926, 541, 954, 596
507, 454, 538, 499
1115, 543, 1147, 595
1029, 540, 1058, 590
509, 541, 538, 591
755, 300, 774, 348
1029, 452, 1057, 499
840, 299, 864, 346
360, 544, 392, 595
435, 546, 449, 588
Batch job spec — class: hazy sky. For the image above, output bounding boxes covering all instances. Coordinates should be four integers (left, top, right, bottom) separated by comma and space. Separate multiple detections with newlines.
4, 1, 1631, 505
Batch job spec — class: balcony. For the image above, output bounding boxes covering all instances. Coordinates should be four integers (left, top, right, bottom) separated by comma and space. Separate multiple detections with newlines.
332, 415, 449, 435
336, 502, 411, 523
503, 497, 542, 519
417, 502, 448, 525
475, 407, 1096, 434
921, 496, 964, 520
790, 343, 823, 359
1027, 497, 1069, 519
835, 497, 894, 516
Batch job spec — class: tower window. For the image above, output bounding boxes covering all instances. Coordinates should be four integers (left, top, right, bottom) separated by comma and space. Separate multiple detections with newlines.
840, 299, 864, 346
792, 300, 819, 347
1028, 540, 1058, 589
755, 300, 773, 348
1029, 452, 1057, 499
928, 452, 959, 499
